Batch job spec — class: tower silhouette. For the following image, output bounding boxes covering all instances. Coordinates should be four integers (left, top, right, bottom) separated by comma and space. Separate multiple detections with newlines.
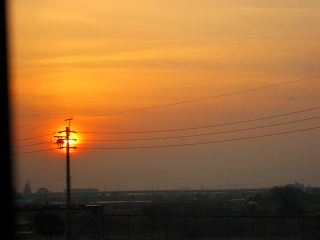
22, 181, 31, 194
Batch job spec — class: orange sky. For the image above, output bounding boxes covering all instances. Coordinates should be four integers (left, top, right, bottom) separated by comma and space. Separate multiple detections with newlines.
8, 1, 320, 192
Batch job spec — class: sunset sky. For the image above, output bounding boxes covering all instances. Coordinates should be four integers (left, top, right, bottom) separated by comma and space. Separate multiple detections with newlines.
8, 0, 320, 193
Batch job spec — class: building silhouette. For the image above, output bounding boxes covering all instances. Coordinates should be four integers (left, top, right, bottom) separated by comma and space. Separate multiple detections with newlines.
22, 181, 31, 194
36, 187, 51, 194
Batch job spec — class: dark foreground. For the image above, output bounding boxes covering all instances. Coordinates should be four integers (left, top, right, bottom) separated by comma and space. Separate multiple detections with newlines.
14, 187, 320, 239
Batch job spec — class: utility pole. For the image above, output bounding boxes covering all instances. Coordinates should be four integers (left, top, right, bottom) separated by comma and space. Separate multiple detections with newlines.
54, 117, 76, 240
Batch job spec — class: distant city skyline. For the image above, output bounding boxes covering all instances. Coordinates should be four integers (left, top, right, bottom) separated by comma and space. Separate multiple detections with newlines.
17, 179, 315, 194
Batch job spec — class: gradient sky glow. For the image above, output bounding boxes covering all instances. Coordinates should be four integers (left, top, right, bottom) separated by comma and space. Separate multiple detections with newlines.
8, 1, 320, 193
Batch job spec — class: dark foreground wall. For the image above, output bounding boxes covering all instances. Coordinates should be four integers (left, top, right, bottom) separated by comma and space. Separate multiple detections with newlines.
102, 215, 320, 240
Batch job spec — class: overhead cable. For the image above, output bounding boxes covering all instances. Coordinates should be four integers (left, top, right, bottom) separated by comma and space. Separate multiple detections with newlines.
13, 75, 320, 138
80, 116, 320, 142
80, 75, 320, 119
82, 106, 320, 135
16, 125, 319, 154
79, 125, 320, 150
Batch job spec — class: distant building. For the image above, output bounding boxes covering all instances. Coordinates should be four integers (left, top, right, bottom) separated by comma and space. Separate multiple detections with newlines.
287, 182, 304, 190
64, 188, 98, 194
22, 181, 31, 194
36, 188, 51, 194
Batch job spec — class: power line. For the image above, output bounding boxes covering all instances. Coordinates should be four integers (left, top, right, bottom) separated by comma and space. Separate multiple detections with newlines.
81, 106, 320, 135
12, 107, 320, 145
13, 141, 52, 148
80, 125, 320, 150
14, 148, 57, 155
15, 126, 320, 154
12, 75, 320, 140
12, 131, 59, 143
79, 75, 320, 119
80, 116, 320, 142
13, 133, 53, 142
13, 115, 319, 151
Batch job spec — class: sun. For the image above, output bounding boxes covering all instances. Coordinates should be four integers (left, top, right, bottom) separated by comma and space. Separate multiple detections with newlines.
54, 131, 78, 149
67, 132, 78, 147
52, 118, 86, 154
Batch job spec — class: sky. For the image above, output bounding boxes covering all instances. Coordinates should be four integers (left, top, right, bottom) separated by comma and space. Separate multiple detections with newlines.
8, 0, 320, 193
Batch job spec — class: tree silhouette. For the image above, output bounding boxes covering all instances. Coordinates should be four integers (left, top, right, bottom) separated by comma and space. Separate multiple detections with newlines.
270, 185, 305, 215
32, 211, 65, 240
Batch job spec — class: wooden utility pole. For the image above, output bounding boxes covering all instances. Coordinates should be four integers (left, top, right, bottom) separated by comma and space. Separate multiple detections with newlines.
54, 117, 76, 240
